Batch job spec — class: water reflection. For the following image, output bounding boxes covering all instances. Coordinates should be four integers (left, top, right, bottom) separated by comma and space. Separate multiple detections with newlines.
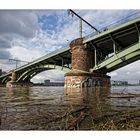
64, 87, 111, 117
0, 86, 139, 130
6, 87, 30, 101
64, 88, 87, 105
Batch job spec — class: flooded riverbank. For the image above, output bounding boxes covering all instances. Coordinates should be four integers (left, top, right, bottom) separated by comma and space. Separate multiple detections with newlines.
0, 86, 140, 130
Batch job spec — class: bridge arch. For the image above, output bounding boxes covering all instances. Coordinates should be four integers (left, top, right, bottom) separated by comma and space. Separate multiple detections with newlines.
16, 64, 70, 82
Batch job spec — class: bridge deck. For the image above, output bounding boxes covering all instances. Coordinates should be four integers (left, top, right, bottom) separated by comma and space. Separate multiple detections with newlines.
84, 17, 140, 72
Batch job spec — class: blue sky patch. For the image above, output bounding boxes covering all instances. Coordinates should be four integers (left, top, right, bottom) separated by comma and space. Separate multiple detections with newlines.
38, 14, 59, 34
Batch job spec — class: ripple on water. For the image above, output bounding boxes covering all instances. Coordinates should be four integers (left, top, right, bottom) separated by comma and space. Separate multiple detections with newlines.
0, 86, 140, 130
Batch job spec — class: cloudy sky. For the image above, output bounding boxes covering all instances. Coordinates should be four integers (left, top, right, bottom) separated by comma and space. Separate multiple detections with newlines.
0, 9, 140, 83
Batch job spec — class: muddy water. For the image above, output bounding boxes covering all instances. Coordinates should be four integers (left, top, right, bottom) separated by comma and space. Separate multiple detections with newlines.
0, 86, 140, 130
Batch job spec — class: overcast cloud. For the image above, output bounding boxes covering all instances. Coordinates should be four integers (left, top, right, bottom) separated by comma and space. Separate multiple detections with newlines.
0, 10, 140, 83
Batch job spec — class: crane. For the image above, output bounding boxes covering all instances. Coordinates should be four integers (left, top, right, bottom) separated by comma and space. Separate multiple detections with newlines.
9, 58, 29, 69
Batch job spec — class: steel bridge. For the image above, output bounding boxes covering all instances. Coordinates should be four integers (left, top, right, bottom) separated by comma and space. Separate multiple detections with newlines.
1, 17, 140, 84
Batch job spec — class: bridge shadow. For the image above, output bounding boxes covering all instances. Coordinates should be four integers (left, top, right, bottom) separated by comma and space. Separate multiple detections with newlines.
63, 87, 111, 118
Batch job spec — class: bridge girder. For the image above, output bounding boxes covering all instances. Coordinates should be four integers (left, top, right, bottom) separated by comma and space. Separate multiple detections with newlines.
0, 64, 70, 84
21, 68, 48, 82
92, 41, 140, 73
16, 64, 70, 83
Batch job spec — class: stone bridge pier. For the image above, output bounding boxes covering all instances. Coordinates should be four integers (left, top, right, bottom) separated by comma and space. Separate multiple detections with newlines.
64, 38, 110, 88
6, 71, 17, 87
6, 71, 33, 87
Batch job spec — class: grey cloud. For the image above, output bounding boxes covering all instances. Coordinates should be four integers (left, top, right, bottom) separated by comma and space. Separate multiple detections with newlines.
0, 37, 12, 60
0, 37, 11, 48
0, 10, 39, 38
45, 70, 65, 82
0, 49, 12, 59
0, 10, 40, 62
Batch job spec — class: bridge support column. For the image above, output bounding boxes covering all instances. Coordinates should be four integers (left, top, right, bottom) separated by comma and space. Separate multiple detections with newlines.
64, 38, 110, 88
6, 71, 18, 87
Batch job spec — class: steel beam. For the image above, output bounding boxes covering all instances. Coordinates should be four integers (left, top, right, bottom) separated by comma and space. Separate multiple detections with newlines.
17, 64, 70, 82
84, 17, 140, 43
79, 19, 82, 38
135, 23, 140, 40
109, 34, 117, 55
61, 58, 64, 70
93, 42, 140, 72
106, 50, 140, 70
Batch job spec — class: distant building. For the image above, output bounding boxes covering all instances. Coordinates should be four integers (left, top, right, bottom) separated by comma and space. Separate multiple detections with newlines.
44, 79, 64, 86
111, 80, 128, 86
44, 80, 51, 85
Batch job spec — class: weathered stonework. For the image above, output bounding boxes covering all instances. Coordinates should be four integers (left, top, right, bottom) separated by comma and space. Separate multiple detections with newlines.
64, 71, 110, 88
11, 71, 16, 81
6, 71, 33, 88
6, 71, 17, 87
70, 38, 93, 71
64, 38, 111, 88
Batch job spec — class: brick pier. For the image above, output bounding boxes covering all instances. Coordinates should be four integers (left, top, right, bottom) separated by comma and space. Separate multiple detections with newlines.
64, 38, 110, 88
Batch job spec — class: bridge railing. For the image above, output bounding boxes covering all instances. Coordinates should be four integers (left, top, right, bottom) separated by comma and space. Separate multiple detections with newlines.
84, 10, 140, 40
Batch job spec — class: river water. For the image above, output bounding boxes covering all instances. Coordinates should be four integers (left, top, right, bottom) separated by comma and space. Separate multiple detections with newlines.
0, 86, 140, 130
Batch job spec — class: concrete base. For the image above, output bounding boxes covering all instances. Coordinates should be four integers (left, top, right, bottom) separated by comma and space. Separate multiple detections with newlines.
64, 70, 110, 88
